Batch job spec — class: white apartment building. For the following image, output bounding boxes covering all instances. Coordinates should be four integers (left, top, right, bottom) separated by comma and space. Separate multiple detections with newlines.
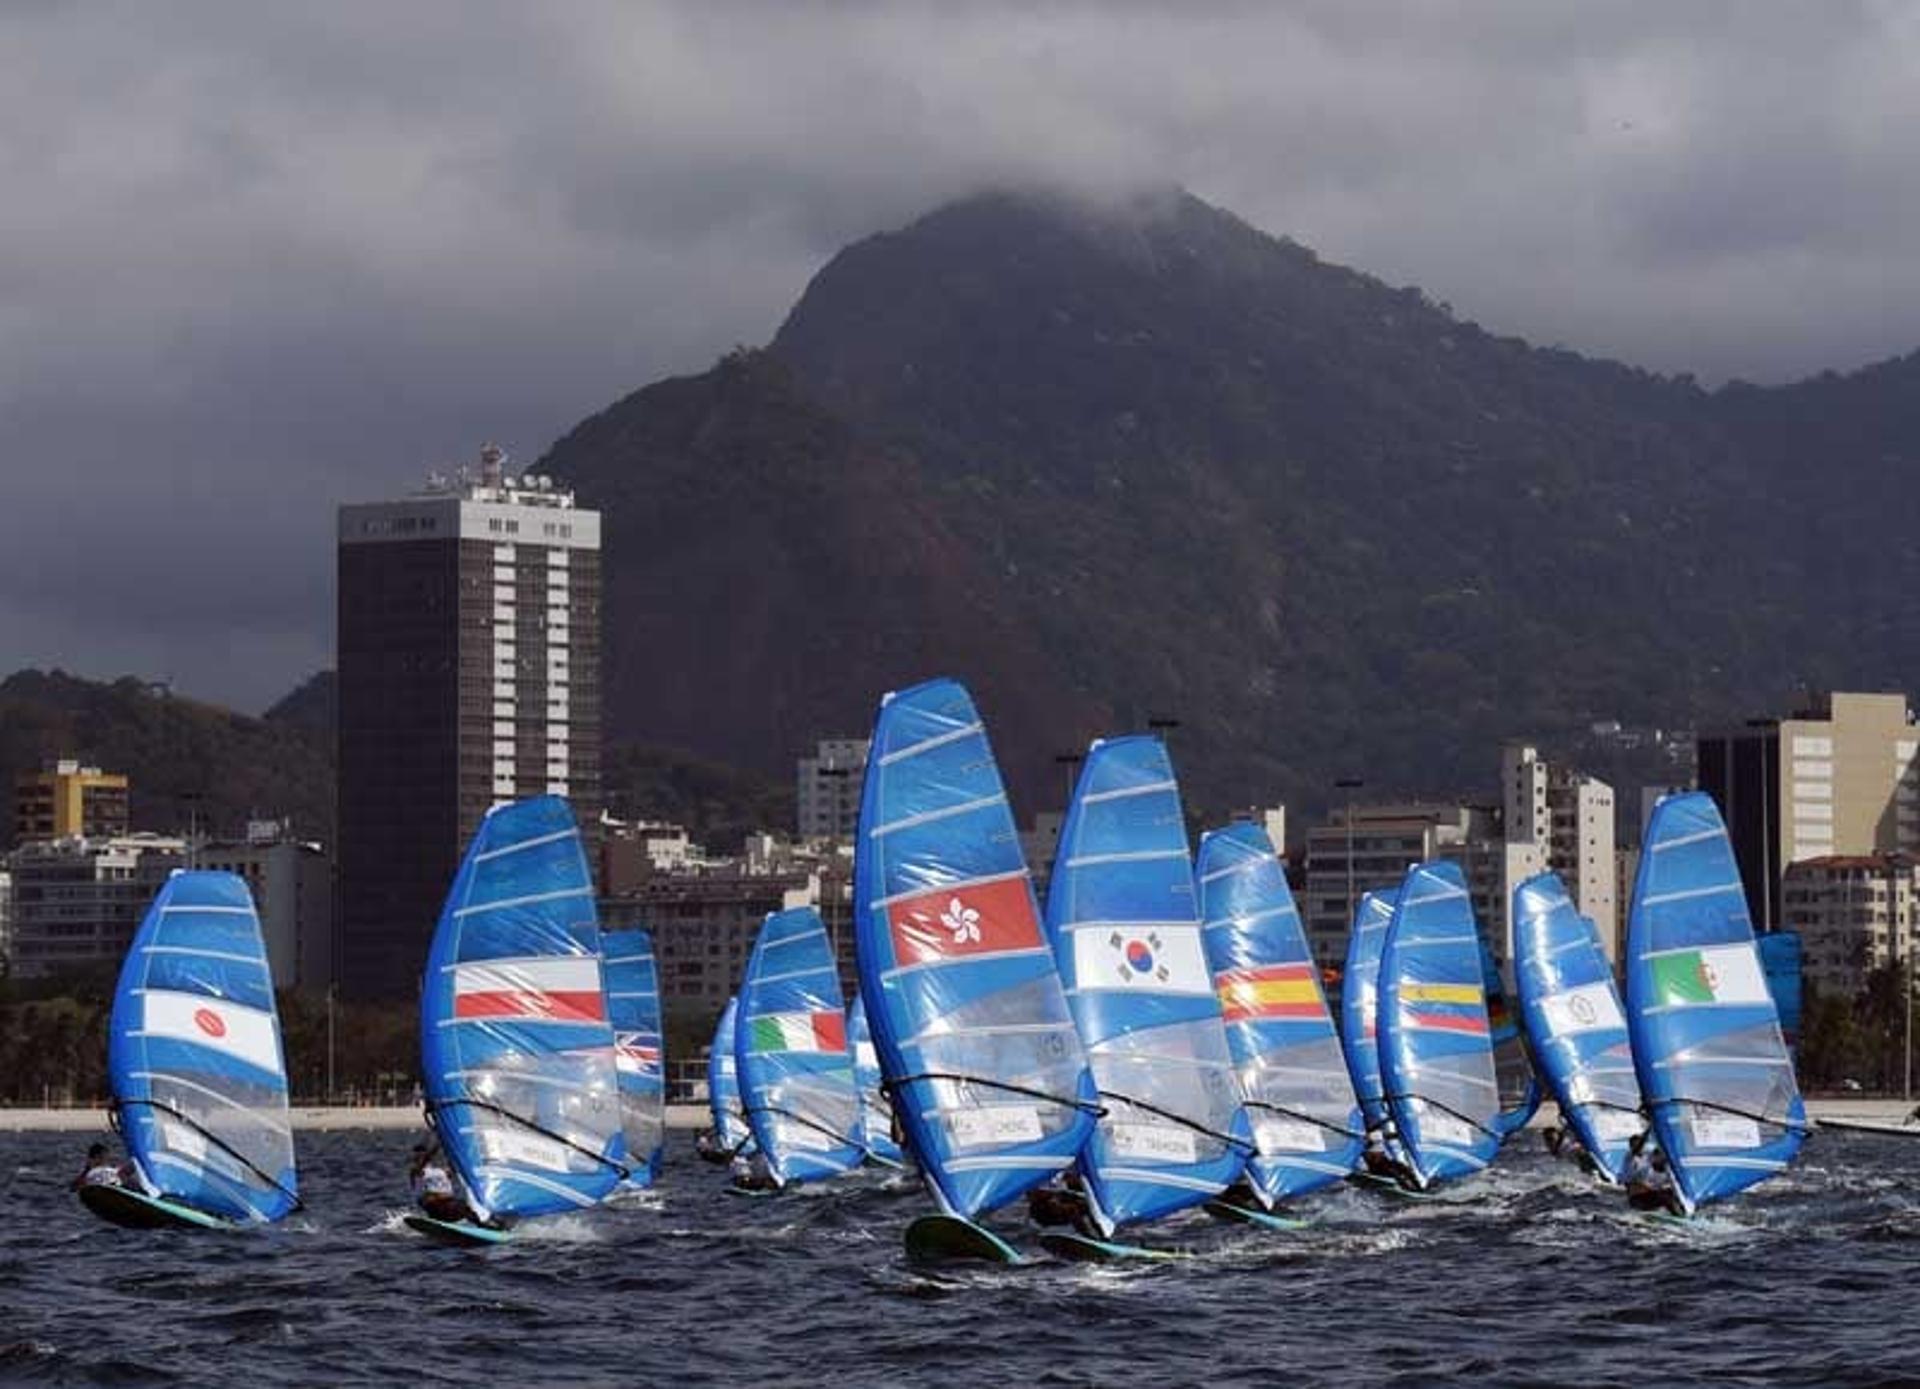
5, 834, 186, 977
1782, 854, 1917, 1000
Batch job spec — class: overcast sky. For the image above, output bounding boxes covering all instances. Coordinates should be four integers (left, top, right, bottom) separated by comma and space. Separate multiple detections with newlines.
4, 2, 1917, 712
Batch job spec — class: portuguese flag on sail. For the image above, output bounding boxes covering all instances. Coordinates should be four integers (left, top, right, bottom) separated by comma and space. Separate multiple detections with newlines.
749, 1010, 848, 1055
1650, 944, 1768, 1008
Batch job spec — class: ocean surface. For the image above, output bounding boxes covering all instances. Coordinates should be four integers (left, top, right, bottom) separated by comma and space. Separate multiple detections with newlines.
3, 1127, 1918, 1386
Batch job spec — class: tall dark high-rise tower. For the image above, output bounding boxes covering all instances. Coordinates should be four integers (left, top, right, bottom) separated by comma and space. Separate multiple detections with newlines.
335, 445, 602, 997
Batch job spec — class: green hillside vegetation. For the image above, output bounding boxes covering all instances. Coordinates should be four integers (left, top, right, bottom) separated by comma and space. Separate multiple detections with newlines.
0, 669, 333, 850
541, 187, 1920, 821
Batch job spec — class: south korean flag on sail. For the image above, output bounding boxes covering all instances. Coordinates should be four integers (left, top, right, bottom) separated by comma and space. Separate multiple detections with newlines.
1074, 925, 1211, 995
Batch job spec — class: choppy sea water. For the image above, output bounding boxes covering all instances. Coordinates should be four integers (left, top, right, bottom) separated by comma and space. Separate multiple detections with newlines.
3, 1128, 1919, 1386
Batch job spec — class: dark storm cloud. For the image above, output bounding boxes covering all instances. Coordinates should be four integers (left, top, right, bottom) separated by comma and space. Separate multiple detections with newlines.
3, 2, 1916, 709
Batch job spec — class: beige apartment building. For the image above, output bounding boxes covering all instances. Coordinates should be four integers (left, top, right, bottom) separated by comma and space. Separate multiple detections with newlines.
1699, 692, 1920, 932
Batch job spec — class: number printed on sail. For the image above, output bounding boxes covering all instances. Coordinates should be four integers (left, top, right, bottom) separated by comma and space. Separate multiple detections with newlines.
1591, 1111, 1644, 1141
1690, 1114, 1761, 1149
1255, 1118, 1326, 1153
480, 1125, 576, 1173
1106, 1122, 1199, 1163
948, 1105, 1044, 1149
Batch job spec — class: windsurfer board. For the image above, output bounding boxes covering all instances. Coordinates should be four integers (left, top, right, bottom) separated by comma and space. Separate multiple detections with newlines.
1038, 1230, 1186, 1263
904, 1214, 1023, 1265
1203, 1198, 1312, 1231
403, 1213, 515, 1247
1347, 1171, 1446, 1201
1816, 1116, 1920, 1139
723, 1184, 778, 1199
79, 1183, 233, 1231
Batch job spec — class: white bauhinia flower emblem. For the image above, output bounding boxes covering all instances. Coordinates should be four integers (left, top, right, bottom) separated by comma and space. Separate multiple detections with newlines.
941, 897, 982, 945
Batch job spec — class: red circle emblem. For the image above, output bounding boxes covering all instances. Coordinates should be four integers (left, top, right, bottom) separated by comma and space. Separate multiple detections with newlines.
193, 1007, 227, 1039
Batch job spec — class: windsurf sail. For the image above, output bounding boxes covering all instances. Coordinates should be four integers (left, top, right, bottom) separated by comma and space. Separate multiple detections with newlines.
708, 997, 754, 1155
1758, 931, 1804, 1060
852, 677, 1097, 1223
602, 928, 666, 1188
420, 796, 626, 1223
1046, 736, 1249, 1234
1198, 821, 1362, 1206
1482, 935, 1541, 1137
735, 907, 864, 1184
848, 993, 905, 1166
1377, 860, 1501, 1187
107, 870, 297, 1224
1627, 792, 1807, 1213
1339, 890, 1397, 1139
1513, 871, 1642, 1183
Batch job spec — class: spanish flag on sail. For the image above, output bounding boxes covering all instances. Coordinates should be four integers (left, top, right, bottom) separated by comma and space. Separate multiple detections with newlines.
1215, 963, 1322, 1024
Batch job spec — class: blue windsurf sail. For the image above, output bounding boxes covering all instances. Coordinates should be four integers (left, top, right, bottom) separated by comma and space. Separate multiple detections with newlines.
1198, 822, 1362, 1206
708, 997, 754, 1155
1627, 792, 1807, 1213
1046, 736, 1249, 1234
602, 928, 666, 1188
735, 907, 864, 1184
1482, 936, 1541, 1137
1377, 861, 1501, 1187
1513, 872, 1642, 1183
852, 678, 1097, 1223
1758, 932, 1804, 1060
1339, 890, 1397, 1139
108, 870, 298, 1224
848, 993, 905, 1166
420, 797, 627, 1223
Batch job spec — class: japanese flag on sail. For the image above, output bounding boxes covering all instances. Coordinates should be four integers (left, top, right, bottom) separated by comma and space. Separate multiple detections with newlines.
1649, 945, 1768, 1008
887, 875, 1043, 966
1073, 924, 1210, 994
140, 989, 282, 1076
452, 957, 605, 1023
1540, 982, 1624, 1036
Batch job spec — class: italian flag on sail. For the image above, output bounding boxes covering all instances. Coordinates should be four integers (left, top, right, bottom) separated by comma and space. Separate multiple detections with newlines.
1650, 944, 1768, 1008
749, 1010, 847, 1055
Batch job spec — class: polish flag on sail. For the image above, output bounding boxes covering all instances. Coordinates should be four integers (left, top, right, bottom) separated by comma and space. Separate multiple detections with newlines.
887, 875, 1044, 966
452, 957, 605, 1023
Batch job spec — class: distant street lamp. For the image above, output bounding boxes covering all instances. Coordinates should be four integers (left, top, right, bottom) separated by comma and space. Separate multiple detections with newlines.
1335, 778, 1365, 925
1053, 752, 1084, 802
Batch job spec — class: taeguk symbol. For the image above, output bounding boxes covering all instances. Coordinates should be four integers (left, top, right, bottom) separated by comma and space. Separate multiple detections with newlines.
1110, 930, 1170, 984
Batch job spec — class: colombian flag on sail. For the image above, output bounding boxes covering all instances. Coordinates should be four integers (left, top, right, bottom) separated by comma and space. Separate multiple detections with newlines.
1215, 963, 1321, 1023
1400, 981, 1489, 1035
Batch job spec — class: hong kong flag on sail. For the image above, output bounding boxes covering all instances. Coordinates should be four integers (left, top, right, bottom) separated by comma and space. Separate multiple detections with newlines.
887, 875, 1043, 967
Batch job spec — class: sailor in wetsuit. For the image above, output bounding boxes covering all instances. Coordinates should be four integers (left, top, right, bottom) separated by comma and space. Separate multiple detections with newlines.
1360, 1126, 1419, 1188
71, 1142, 129, 1192
728, 1148, 779, 1193
1026, 1170, 1096, 1233
1622, 1132, 1684, 1215
409, 1141, 481, 1224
